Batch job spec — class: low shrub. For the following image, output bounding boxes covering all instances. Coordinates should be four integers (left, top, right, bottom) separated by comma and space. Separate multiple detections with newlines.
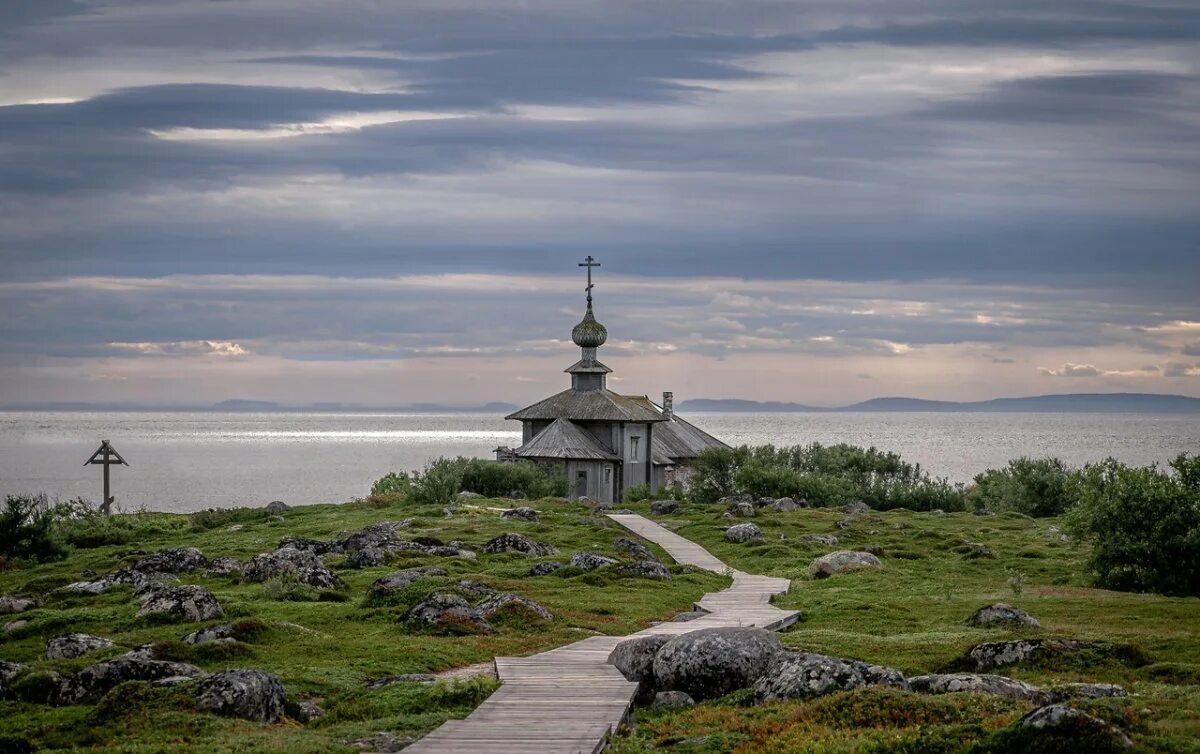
375, 457, 568, 506
0, 494, 68, 564
370, 472, 411, 498
187, 506, 264, 531
971, 457, 1077, 517
261, 572, 319, 602
623, 483, 652, 502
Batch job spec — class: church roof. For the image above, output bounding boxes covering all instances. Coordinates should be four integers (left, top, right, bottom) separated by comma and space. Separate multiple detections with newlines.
512, 418, 619, 460
506, 388, 666, 423
651, 414, 729, 463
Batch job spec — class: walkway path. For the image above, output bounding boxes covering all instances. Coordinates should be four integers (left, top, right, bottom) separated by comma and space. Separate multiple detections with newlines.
404, 513, 799, 754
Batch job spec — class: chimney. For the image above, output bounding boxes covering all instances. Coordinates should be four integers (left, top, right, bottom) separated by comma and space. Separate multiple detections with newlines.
662, 391, 673, 419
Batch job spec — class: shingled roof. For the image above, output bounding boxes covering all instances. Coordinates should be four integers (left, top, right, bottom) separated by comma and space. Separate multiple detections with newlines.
652, 414, 729, 463
506, 389, 666, 423
513, 418, 620, 460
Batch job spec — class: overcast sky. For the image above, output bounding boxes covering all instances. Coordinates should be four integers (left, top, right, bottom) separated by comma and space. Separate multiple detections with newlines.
2, 0, 1198, 407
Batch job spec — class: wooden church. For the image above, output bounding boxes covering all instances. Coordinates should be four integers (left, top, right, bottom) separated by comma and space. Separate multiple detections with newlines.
498, 257, 727, 503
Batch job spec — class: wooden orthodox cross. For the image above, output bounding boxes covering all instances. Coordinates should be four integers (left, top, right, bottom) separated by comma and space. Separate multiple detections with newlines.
579, 255, 600, 304
84, 440, 128, 514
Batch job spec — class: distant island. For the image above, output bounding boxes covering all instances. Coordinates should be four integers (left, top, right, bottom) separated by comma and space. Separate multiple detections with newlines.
1, 400, 521, 413
678, 393, 1200, 414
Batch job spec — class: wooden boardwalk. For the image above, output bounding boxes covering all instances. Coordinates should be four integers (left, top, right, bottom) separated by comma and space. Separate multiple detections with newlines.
404, 514, 798, 754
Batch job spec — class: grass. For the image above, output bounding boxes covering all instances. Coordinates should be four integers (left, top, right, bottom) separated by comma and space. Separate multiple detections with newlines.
606, 501, 1200, 754
0, 497, 725, 753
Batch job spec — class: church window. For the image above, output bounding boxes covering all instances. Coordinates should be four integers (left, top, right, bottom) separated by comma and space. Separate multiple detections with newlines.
630, 436, 640, 459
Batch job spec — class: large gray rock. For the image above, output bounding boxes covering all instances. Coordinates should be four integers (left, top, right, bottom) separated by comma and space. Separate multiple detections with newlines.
501, 507, 540, 523
728, 501, 756, 517
404, 593, 492, 633
772, 498, 803, 512
483, 533, 558, 556
195, 669, 286, 723
802, 534, 839, 547
1, 660, 27, 699
966, 639, 1104, 670
652, 627, 782, 701
615, 560, 671, 580
60, 580, 113, 595
843, 501, 870, 515
278, 536, 342, 555
1015, 704, 1132, 748
243, 547, 342, 588
475, 593, 553, 622
1049, 683, 1129, 702
57, 657, 206, 705
609, 635, 673, 703
368, 567, 447, 597
337, 520, 412, 553
970, 603, 1040, 628
136, 585, 223, 622
808, 550, 882, 579
753, 651, 906, 702
45, 633, 115, 660
204, 557, 242, 576
530, 561, 564, 576
653, 691, 696, 708
182, 624, 235, 644
133, 547, 208, 574
0, 596, 36, 614
649, 500, 679, 515
570, 552, 618, 571
908, 673, 1048, 702
614, 537, 658, 562
265, 500, 290, 514
725, 523, 763, 543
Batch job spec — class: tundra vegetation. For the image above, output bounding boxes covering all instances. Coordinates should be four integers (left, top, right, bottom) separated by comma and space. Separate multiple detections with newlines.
0, 446, 1196, 753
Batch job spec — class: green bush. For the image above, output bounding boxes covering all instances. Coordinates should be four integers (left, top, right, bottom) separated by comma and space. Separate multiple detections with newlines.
377, 457, 568, 506
370, 472, 412, 498
623, 483, 652, 502
971, 457, 1077, 517
1066, 454, 1200, 596
0, 494, 68, 564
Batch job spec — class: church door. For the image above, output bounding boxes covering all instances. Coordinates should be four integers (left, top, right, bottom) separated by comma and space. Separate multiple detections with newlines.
575, 470, 588, 498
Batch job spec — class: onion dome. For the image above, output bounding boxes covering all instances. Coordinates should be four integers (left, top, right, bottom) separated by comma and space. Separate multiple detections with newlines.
571, 305, 608, 348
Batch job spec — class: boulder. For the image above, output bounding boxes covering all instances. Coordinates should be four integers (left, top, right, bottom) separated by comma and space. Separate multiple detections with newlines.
958, 542, 994, 559
1014, 704, 1132, 748
614, 537, 658, 562
457, 579, 495, 599
243, 547, 342, 588
609, 635, 673, 703
60, 580, 112, 595
4, 620, 29, 635
973, 508, 996, 517
754, 651, 906, 702
404, 593, 492, 634
653, 690, 695, 708
970, 603, 1040, 628
1044, 525, 1069, 542
133, 547, 208, 574
965, 639, 1108, 671
45, 633, 115, 660
136, 585, 223, 622
182, 624, 235, 644
649, 500, 679, 515
483, 533, 558, 556
843, 501, 870, 515
725, 523, 763, 543
652, 627, 782, 701
195, 669, 286, 723
368, 567, 447, 598
297, 700, 326, 722
671, 609, 708, 622
728, 501, 756, 517
835, 518, 854, 530
278, 536, 342, 555
808, 551, 882, 579
1, 660, 26, 699
338, 520, 412, 553
570, 552, 619, 571
772, 498, 800, 512
456, 490, 484, 500
530, 561, 564, 576
501, 507, 540, 523
265, 500, 290, 514
615, 560, 671, 580
204, 557, 242, 576
346, 547, 389, 568
908, 673, 1048, 702
1050, 683, 1129, 702
57, 657, 206, 705
802, 534, 839, 547
0, 596, 36, 615
476, 593, 553, 622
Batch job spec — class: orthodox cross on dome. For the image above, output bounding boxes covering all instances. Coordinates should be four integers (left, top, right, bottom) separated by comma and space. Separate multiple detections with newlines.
579, 255, 600, 306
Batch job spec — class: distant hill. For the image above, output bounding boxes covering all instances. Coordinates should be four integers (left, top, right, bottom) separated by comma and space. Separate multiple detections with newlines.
678, 393, 1200, 414
212, 399, 281, 411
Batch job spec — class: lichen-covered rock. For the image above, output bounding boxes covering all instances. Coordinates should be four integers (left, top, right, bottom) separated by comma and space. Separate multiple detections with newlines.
614, 537, 658, 562
609, 635, 673, 703
60, 580, 112, 595
772, 497, 803, 512
265, 500, 290, 514
843, 501, 870, 515
908, 673, 1048, 702
4, 619, 28, 635
277, 536, 342, 555
728, 501, 756, 517
346, 547, 388, 568
649, 500, 679, 515
501, 506, 539, 523
297, 700, 326, 721
0, 596, 36, 614
725, 523, 763, 543
1014, 704, 1132, 748
404, 593, 492, 634
652, 627, 782, 701
965, 639, 1111, 670
615, 560, 671, 580
457, 490, 483, 500
802, 534, 839, 546
182, 624, 235, 644
456, 579, 495, 599
754, 651, 906, 702
530, 561, 564, 576
133, 547, 208, 574
808, 550, 882, 578
368, 567, 448, 598
337, 520, 412, 553
973, 508, 996, 517
476, 592, 553, 622
57, 657, 206, 704
136, 585, 223, 622
653, 690, 695, 708
570, 552, 619, 571
195, 669, 286, 722
1, 660, 26, 699
970, 603, 1040, 628
204, 557, 242, 576
1049, 683, 1129, 702
483, 533, 558, 556
243, 547, 342, 588
45, 633, 115, 660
